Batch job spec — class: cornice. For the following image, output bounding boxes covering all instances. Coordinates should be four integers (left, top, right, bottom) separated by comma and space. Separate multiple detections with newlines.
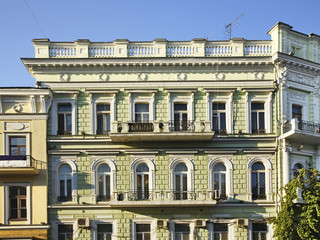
273, 52, 320, 72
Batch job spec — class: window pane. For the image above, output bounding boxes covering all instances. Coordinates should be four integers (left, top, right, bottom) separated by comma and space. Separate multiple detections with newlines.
252, 112, 257, 130
175, 163, 187, 172
10, 137, 26, 145
60, 180, 65, 196
252, 162, 265, 170
135, 103, 149, 112
97, 104, 110, 112
137, 164, 149, 172
98, 164, 111, 173
174, 104, 187, 111
66, 114, 72, 131
59, 164, 72, 174
67, 179, 72, 197
252, 103, 264, 110
259, 112, 265, 129
58, 104, 72, 112
220, 113, 226, 130
213, 163, 226, 171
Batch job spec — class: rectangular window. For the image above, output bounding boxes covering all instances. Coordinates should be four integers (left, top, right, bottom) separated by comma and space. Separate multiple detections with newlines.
97, 104, 111, 134
135, 103, 149, 123
174, 103, 188, 131
175, 223, 190, 240
97, 223, 112, 240
58, 224, 73, 240
9, 186, 27, 220
252, 223, 267, 240
136, 223, 150, 240
212, 102, 226, 133
292, 104, 302, 129
251, 102, 265, 133
9, 136, 26, 155
214, 223, 228, 240
57, 103, 72, 135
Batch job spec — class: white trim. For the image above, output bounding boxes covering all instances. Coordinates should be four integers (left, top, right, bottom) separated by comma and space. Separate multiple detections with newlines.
52, 156, 78, 203
4, 182, 31, 225
51, 98, 77, 135
290, 155, 309, 179
0, 115, 48, 120
91, 94, 116, 135
169, 155, 195, 197
288, 89, 308, 121
247, 156, 273, 201
248, 221, 273, 240
209, 219, 234, 240
130, 155, 156, 193
169, 92, 194, 122
208, 92, 233, 133
91, 219, 117, 240
131, 219, 156, 240
130, 93, 155, 122
91, 156, 117, 202
4, 133, 30, 156
246, 92, 272, 133
169, 220, 195, 240
208, 155, 234, 199
51, 219, 77, 240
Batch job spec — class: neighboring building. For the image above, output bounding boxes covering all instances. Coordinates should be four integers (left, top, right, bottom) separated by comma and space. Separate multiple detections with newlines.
17, 22, 320, 240
0, 88, 52, 239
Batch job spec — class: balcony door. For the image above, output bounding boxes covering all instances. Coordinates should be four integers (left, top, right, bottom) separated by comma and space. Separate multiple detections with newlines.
174, 103, 188, 131
136, 163, 149, 200
174, 163, 188, 200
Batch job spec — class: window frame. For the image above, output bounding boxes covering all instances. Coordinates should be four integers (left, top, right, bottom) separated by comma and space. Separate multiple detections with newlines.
91, 156, 117, 203
5, 133, 30, 156
129, 92, 155, 123
169, 156, 195, 200
246, 92, 272, 134
4, 182, 31, 224
51, 98, 77, 135
51, 220, 77, 240
208, 156, 234, 200
247, 156, 272, 201
169, 220, 195, 240
131, 219, 155, 240
207, 92, 233, 134
248, 222, 272, 240
52, 156, 77, 204
251, 102, 265, 134
91, 220, 117, 240
130, 156, 156, 200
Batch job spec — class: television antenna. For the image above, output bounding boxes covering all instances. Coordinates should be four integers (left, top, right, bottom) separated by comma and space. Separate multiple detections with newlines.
225, 14, 244, 40
205, 31, 216, 40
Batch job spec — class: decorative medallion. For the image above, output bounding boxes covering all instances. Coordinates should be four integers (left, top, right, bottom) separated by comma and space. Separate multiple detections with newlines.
12, 104, 22, 113
176, 73, 187, 81
314, 75, 320, 97
254, 72, 264, 80
215, 72, 225, 80
137, 73, 147, 81
60, 73, 70, 82
99, 73, 109, 81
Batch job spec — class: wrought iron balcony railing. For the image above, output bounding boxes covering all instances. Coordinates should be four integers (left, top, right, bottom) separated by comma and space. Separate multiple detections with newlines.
97, 194, 111, 201
283, 118, 320, 134
57, 130, 72, 135
170, 120, 195, 132
57, 195, 73, 202
128, 122, 154, 132
129, 190, 150, 200
96, 130, 110, 135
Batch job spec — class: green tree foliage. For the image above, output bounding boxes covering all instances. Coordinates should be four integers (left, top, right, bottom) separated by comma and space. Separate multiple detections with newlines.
270, 169, 320, 240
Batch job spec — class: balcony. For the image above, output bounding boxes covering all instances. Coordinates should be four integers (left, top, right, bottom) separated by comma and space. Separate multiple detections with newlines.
0, 155, 40, 175
109, 190, 217, 207
281, 118, 320, 145
109, 121, 214, 142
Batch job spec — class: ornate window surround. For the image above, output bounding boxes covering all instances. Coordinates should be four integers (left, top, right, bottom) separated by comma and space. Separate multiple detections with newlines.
130, 219, 156, 240
169, 155, 195, 196
169, 220, 195, 240
167, 91, 195, 122
91, 219, 117, 240
245, 91, 272, 134
208, 155, 234, 199
130, 155, 156, 193
52, 156, 78, 203
51, 97, 77, 135
4, 132, 30, 156
51, 220, 77, 240
288, 90, 308, 121
247, 155, 272, 201
206, 91, 234, 134
208, 219, 235, 240
91, 155, 117, 203
127, 91, 157, 122
248, 221, 273, 240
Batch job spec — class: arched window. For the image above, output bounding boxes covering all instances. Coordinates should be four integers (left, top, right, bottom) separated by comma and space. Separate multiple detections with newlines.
251, 162, 266, 200
97, 164, 111, 201
174, 163, 188, 200
58, 164, 72, 202
136, 163, 150, 200
213, 163, 227, 199
293, 163, 304, 178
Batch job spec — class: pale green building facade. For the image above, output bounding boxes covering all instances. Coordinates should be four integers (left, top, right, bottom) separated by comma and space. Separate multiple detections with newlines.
19, 22, 320, 240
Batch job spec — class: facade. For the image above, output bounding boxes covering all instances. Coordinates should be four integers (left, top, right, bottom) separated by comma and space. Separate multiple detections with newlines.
15, 22, 320, 240
0, 88, 52, 239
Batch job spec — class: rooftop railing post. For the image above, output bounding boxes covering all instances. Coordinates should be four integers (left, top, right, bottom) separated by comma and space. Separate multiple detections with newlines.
192, 38, 206, 57
153, 39, 167, 57
231, 38, 245, 56
33, 39, 50, 58
75, 39, 90, 58
114, 39, 129, 58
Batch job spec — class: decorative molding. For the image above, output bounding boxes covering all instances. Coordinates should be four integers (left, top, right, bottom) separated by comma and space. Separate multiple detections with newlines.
314, 75, 320, 96
176, 73, 187, 81
254, 72, 264, 80
215, 72, 225, 80
12, 103, 22, 113
289, 90, 307, 102
287, 71, 313, 86
99, 73, 109, 81
5, 122, 30, 131
137, 73, 147, 81
60, 73, 70, 82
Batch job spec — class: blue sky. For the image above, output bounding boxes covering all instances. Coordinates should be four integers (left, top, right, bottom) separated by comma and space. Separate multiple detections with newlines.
0, 0, 319, 87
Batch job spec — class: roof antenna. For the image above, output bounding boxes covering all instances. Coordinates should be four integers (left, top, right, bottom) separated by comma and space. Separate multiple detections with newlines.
205, 31, 216, 40
225, 14, 244, 40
